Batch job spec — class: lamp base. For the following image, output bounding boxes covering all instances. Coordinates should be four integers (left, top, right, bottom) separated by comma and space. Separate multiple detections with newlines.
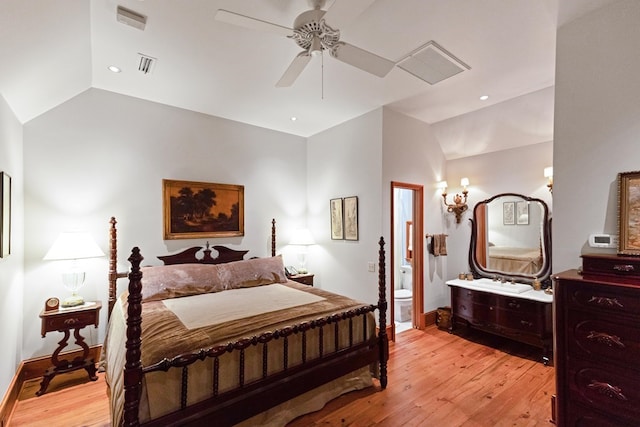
62, 294, 85, 308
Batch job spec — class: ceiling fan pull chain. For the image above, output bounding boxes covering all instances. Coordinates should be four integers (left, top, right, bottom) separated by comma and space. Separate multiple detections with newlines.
321, 50, 324, 100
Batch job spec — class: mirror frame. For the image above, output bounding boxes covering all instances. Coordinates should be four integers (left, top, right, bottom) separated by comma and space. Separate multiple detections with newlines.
468, 193, 552, 287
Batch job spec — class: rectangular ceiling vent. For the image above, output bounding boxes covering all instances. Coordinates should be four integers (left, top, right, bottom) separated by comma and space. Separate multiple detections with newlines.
397, 41, 470, 85
137, 53, 156, 75
117, 6, 147, 31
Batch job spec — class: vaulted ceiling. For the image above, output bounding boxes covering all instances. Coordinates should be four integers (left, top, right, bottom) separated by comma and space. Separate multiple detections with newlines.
0, 0, 617, 159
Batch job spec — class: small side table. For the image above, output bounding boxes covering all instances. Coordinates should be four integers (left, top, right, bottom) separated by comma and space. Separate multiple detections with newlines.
289, 273, 314, 286
37, 301, 102, 396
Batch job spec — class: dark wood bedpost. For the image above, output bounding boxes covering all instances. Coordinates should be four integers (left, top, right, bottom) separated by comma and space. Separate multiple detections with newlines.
377, 236, 388, 389
123, 247, 144, 427
271, 218, 276, 257
108, 217, 118, 320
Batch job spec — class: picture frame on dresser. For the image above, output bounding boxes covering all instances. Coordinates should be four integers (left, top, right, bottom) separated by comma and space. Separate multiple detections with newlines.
617, 170, 640, 255
163, 179, 244, 240
0, 171, 10, 258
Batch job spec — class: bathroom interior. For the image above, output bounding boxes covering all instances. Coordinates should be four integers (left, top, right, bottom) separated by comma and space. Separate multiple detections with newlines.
394, 187, 414, 334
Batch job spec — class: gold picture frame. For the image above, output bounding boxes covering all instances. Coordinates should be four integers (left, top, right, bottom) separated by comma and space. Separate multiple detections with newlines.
618, 170, 640, 255
163, 179, 244, 240
0, 172, 11, 258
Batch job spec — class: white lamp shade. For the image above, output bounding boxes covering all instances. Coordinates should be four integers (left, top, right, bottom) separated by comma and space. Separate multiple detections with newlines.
460, 177, 470, 187
44, 231, 105, 261
544, 167, 553, 178
437, 181, 448, 189
289, 228, 315, 246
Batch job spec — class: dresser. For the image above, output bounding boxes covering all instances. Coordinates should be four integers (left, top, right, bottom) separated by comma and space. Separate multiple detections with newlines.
447, 279, 553, 364
554, 269, 640, 426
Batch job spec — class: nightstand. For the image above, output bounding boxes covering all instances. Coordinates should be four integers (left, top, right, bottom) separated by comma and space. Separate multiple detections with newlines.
37, 301, 102, 396
289, 273, 314, 286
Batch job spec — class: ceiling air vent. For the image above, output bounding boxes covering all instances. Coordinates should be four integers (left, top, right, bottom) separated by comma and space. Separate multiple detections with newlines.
397, 41, 470, 85
116, 6, 147, 31
137, 54, 156, 75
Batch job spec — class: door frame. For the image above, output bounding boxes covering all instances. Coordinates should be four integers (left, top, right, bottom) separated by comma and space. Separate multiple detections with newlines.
390, 181, 425, 341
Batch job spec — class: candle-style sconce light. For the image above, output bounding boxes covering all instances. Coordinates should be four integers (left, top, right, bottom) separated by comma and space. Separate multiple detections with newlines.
438, 178, 469, 223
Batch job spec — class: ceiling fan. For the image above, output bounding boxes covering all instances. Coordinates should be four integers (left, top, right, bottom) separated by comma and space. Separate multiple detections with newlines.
214, 0, 395, 87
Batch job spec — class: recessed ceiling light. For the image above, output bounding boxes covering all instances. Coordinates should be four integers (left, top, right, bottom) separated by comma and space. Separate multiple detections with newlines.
479, 95, 489, 101
108, 65, 122, 73
290, 117, 297, 121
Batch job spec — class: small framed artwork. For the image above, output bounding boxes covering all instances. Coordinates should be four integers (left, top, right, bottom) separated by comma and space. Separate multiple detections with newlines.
0, 172, 11, 258
344, 196, 359, 241
503, 201, 515, 225
163, 179, 244, 240
617, 170, 640, 255
516, 201, 529, 225
330, 198, 344, 240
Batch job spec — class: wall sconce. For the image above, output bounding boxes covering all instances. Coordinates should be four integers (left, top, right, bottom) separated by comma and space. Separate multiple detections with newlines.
439, 178, 469, 223
544, 166, 553, 193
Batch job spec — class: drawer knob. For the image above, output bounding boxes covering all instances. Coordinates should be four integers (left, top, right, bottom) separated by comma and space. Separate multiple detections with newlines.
613, 264, 635, 272
508, 301, 520, 309
586, 331, 625, 348
587, 296, 624, 309
587, 380, 628, 401
520, 320, 533, 327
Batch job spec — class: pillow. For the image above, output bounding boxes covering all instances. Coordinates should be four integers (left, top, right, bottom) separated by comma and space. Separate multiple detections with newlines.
141, 255, 287, 302
216, 255, 288, 290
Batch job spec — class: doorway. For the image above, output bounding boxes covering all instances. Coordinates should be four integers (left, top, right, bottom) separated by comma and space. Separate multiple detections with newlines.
390, 182, 424, 342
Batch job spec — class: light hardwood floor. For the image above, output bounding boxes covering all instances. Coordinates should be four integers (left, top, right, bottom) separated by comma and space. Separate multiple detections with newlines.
9, 326, 555, 426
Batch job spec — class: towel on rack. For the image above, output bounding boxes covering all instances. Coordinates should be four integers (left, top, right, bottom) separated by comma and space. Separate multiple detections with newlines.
432, 234, 448, 257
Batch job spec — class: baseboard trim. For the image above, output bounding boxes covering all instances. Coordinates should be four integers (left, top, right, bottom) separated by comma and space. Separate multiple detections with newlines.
0, 345, 101, 426
423, 310, 437, 328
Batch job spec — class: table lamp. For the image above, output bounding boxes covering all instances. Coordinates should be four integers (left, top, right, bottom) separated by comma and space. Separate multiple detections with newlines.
289, 228, 315, 274
44, 231, 105, 307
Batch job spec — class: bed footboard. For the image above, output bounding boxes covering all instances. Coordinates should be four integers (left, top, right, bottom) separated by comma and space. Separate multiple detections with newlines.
120, 238, 388, 426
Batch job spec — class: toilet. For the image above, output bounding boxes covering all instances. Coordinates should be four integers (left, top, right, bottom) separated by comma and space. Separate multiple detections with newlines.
394, 265, 413, 322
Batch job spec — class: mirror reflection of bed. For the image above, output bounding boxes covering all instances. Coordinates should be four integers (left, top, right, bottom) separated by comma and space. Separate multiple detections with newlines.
472, 194, 550, 283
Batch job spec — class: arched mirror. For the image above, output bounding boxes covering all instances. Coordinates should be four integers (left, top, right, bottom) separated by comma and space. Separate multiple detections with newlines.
469, 193, 552, 286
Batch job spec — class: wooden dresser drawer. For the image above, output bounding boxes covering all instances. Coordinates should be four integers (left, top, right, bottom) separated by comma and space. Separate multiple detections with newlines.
569, 313, 640, 368
569, 362, 640, 422
43, 309, 97, 332
582, 254, 640, 282
566, 402, 637, 427
568, 282, 640, 318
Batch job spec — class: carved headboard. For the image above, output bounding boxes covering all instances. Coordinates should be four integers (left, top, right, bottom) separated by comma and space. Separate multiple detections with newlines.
107, 217, 277, 318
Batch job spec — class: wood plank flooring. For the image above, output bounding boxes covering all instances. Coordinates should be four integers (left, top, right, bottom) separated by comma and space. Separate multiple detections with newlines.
9, 326, 555, 426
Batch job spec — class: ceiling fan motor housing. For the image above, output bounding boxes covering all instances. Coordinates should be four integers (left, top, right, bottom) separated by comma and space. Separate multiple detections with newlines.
290, 9, 340, 53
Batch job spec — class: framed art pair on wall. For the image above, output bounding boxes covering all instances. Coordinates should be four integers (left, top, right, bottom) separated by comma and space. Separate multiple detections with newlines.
330, 196, 358, 241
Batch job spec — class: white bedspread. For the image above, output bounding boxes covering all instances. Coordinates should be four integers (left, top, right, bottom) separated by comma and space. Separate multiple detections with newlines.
163, 283, 325, 329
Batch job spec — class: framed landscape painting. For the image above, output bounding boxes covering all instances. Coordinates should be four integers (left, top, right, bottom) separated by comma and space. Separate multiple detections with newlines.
0, 172, 10, 258
163, 179, 244, 240
618, 170, 640, 255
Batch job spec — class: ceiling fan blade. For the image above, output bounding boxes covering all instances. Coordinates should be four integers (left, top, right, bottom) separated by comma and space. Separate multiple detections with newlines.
214, 9, 292, 37
322, 0, 376, 29
331, 42, 395, 78
276, 52, 312, 87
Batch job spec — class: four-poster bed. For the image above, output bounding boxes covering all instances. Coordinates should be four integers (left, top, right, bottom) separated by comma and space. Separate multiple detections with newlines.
103, 217, 388, 426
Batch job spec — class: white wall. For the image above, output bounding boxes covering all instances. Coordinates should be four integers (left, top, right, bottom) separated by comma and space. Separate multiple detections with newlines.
382, 108, 449, 311
445, 142, 553, 280
306, 109, 384, 305
553, 0, 640, 272
0, 94, 24, 397
22, 88, 308, 359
